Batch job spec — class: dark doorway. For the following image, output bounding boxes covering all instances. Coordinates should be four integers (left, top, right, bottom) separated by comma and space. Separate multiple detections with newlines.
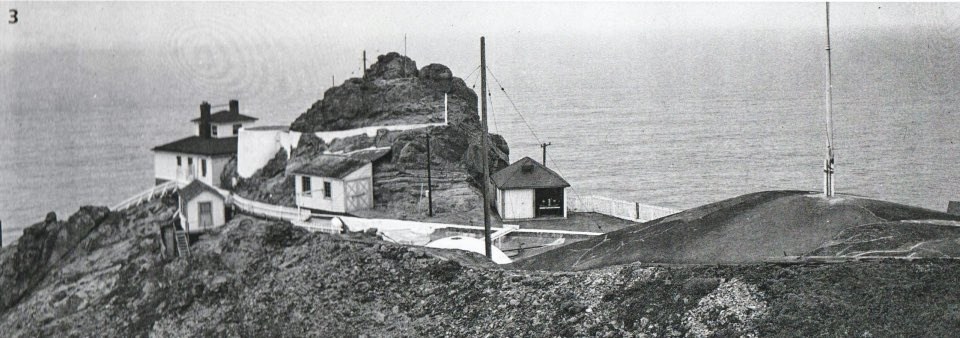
534, 188, 564, 217
198, 202, 213, 229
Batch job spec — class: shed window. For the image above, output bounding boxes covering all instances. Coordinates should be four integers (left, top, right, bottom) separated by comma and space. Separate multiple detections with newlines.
201, 159, 207, 177
301, 176, 312, 196
323, 181, 332, 199
211, 125, 218, 137
176, 156, 181, 166
233, 124, 242, 135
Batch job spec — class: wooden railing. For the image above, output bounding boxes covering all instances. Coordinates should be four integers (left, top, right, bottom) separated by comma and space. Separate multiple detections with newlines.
110, 181, 178, 211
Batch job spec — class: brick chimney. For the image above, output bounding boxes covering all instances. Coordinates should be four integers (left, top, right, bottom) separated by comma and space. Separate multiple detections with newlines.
199, 101, 212, 138
229, 99, 239, 115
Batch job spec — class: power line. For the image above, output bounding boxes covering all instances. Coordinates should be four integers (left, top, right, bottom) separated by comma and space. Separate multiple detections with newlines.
462, 65, 481, 87
488, 91, 499, 135
486, 67, 543, 144
484, 67, 595, 228
471, 71, 481, 90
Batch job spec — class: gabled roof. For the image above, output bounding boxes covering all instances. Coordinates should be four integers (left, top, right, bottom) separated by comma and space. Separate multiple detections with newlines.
291, 155, 370, 179
191, 110, 258, 124
179, 180, 223, 202
152, 136, 238, 156
346, 147, 392, 163
492, 156, 570, 189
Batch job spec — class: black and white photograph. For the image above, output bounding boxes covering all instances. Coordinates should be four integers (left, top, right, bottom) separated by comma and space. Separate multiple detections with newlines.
2, 1, 960, 336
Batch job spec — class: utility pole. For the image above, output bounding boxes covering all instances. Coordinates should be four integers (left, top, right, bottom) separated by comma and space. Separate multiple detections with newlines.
362, 50, 367, 81
540, 142, 552, 167
332, 75, 335, 87
480, 37, 492, 259
426, 132, 433, 217
1, 220, 3, 248
403, 34, 408, 77
823, 2, 836, 197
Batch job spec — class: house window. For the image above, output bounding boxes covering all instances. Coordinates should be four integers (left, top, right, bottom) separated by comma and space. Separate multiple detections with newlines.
233, 124, 242, 135
323, 181, 332, 199
201, 159, 207, 177
187, 157, 193, 166
176, 156, 181, 166
211, 125, 218, 137
301, 176, 312, 196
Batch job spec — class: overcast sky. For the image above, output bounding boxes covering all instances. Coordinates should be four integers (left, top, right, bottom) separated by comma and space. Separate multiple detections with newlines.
3, 2, 959, 52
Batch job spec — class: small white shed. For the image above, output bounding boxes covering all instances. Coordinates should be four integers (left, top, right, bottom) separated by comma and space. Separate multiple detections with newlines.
178, 180, 227, 233
291, 155, 374, 214
492, 157, 571, 220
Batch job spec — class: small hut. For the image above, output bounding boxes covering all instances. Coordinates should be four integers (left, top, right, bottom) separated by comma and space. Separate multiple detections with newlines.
178, 180, 227, 233
492, 157, 570, 220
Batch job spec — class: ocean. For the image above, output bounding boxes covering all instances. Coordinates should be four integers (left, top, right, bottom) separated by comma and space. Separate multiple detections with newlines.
3, 3, 960, 246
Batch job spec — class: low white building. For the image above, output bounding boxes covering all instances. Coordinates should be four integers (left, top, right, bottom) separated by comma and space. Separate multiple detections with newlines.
178, 180, 227, 233
152, 100, 257, 187
292, 155, 374, 214
492, 157, 571, 220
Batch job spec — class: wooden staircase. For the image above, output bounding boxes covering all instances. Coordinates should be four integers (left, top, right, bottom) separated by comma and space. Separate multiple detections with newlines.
175, 230, 190, 257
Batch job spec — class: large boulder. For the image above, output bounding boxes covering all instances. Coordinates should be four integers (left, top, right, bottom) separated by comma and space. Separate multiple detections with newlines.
367, 52, 419, 80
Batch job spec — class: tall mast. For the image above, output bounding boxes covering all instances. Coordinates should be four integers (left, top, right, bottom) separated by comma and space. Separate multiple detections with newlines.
823, 2, 836, 197
480, 37, 493, 258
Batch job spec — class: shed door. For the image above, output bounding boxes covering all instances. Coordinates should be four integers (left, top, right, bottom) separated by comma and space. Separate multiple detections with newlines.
344, 178, 371, 212
198, 202, 213, 229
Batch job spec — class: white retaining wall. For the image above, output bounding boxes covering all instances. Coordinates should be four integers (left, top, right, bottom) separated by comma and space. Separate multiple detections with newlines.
237, 121, 446, 179
237, 128, 302, 178
570, 195, 678, 222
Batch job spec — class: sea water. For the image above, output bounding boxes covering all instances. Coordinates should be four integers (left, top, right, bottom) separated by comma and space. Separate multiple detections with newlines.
3, 21, 960, 246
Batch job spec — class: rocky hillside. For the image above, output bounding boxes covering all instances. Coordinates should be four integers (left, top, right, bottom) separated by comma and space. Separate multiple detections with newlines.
515, 191, 960, 271
4, 202, 960, 337
235, 52, 509, 224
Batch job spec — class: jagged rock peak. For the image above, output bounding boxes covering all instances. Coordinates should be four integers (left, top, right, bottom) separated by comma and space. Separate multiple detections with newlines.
366, 52, 419, 80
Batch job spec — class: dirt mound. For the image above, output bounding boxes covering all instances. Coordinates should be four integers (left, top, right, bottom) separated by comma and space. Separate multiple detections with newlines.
515, 191, 960, 270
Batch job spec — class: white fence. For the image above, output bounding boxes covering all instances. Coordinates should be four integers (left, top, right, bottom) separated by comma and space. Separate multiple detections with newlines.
231, 195, 306, 221
570, 195, 678, 222
230, 195, 340, 233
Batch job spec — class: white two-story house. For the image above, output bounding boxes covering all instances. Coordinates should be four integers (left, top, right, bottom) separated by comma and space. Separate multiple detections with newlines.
152, 100, 257, 187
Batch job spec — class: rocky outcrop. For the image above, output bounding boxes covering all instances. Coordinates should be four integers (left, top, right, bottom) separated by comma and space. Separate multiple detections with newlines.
290, 52, 474, 132
289, 52, 505, 168
0, 206, 109, 312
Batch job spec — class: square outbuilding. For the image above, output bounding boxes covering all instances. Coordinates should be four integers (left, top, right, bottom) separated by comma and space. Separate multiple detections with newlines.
492, 157, 570, 220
